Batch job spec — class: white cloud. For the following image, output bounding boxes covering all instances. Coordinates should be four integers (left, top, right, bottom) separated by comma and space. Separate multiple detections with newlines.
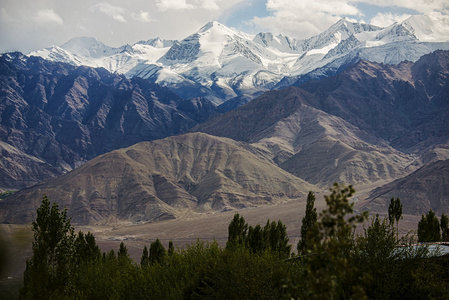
1, 8, 14, 23
156, 0, 222, 11
156, 0, 194, 11
76, 23, 88, 31
132, 11, 154, 23
354, 0, 449, 14
91, 2, 127, 23
32, 9, 64, 26
370, 12, 411, 27
1, 0, 447, 54
264, 0, 360, 15
251, 0, 362, 39
194, 0, 220, 10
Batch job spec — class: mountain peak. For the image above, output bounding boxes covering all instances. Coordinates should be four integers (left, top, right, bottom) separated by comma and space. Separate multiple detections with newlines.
195, 21, 252, 40
60, 36, 115, 58
61, 36, 105, 49
198, 21, 226, 33
134, 37, 175, 48
335, 17, 352, 26
328, 18, 382, 35
401, 13, 449, 42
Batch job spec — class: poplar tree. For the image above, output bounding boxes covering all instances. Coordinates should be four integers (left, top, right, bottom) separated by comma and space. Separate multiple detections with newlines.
226, 213, 248, 250
441, 213, 449, 241
168, 240, 175, 256
140, 245, 150, 267
297, 191, 317, 255
418, 210, 441, 242
301, 184, 368, 299
21, 195, 75, 298
149, 239, 166, 264
388, 198, 403, 242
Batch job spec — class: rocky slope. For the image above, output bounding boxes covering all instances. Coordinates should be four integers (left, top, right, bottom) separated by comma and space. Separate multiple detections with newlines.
0, 141, 62, 189
0, 52, 218, 190
0, 133, 314, 225
363, 159, 449, 215
194, 51, 449, 187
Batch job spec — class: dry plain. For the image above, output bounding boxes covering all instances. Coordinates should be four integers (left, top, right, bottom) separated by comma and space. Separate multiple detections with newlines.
1, 181, 422, 282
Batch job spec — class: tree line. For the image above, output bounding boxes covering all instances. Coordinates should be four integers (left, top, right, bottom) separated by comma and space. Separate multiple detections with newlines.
17, 185, 449, 299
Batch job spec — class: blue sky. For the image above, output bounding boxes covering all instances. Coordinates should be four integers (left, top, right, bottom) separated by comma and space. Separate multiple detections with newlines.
221, 0, 419, 32
1, 0, 448, 53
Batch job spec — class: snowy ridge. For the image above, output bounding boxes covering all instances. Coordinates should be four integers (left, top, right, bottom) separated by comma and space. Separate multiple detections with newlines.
29, 15, 449, 104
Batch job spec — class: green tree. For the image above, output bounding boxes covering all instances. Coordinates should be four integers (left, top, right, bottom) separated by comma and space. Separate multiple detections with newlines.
418, 209, 441, 242
356, 214, 397, 298
21, 195, 75, 299
74, 231, 101, 263
266, 220, 291, 259
168, 240, 175, 256
226, 213, 248, 250
440, 213, 449, 242
118, 242, 128, 258
297, 191, 317, 255
247, 224, 265, 254
226, 214, 291, 258
117, 241, 132, 268
299, 183, 368, 299
388, 197, 403, 242
150, 238, 166, 264
140, 245, 150, 267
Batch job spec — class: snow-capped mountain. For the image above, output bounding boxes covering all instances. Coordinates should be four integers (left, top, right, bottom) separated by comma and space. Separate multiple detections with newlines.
31, 36, 175, 77
30, 15, 449, 104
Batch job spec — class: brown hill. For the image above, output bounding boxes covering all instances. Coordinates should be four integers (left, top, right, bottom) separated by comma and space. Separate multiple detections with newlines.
280, 136, 410, 187
194, 86, 413, 187
0, 132, 314, 225
362, 159, 449, 215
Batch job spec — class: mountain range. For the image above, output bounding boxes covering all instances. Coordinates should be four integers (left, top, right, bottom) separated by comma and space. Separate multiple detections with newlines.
0, 52, 218, 189
1, 49, 448, 224
0, 16, 448, 225
30, 15, 449, 105
193, 50, 449, 186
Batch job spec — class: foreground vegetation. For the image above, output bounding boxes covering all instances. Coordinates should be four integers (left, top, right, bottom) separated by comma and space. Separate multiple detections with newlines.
16, 185, 449, 299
